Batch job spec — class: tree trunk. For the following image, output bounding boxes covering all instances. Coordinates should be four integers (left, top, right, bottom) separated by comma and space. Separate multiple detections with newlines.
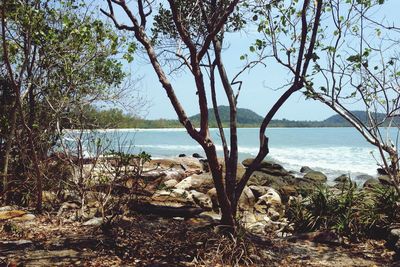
1, 103, 17, 203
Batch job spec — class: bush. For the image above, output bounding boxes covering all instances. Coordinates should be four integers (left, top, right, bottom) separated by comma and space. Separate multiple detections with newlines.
286, 182, 400, 240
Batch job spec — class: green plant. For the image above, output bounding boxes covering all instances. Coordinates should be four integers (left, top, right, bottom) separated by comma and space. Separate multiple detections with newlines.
286, 183, 400, 240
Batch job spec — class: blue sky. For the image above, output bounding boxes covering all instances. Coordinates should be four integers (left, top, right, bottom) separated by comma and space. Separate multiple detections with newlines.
107, 0, 400, 121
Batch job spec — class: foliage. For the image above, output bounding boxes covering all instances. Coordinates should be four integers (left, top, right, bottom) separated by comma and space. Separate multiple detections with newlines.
286, 183, 400, 240
0, 0, 132, 208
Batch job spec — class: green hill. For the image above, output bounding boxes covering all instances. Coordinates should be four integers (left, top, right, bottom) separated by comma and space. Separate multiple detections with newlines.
189, 105, 263, 125
323, 111, 396, 126
82, 106, 397, 128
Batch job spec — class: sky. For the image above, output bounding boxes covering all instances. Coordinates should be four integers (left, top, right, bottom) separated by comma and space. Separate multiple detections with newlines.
106, 0, 400, 121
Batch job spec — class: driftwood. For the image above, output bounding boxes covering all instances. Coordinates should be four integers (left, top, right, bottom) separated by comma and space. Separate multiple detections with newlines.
130, 202, 203, 218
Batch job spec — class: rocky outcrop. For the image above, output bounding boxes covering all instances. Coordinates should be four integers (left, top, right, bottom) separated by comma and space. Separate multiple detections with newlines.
387, 228, 400, 260
303, 171, 327, 183
334, 174, 350, 183
0, 209, 36, 222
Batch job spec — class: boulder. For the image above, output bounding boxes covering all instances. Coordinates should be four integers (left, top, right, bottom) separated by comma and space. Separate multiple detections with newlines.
163, 179, 178, 188
178, 154, 186, 157
161, 169, 186, 182
147, 158, 203, 171
0, 210, 35, 222
42, 191, 58, 205
192, 153, 203, 158
363, 178, 380, 188
300, 166, 313, 173
247, 222, 266, 235
241, 211, 257, 226
378, 175, 393, 186
238, 186, 256, 211
82, 217, 103, 226
242, 158, 290, 177
334, 174, 350, 183
387, 228, 400, 258
206, 188, 219, 211
254, 188, 282, 216
356, 174, 374, 181
174, 173, 214, 192
303, 171, 327, 183
189, 190, 212, 210
248, 171, 291, 188
249, 185, 270, 199
152, 189, 195, 207
199, 211, 221, 221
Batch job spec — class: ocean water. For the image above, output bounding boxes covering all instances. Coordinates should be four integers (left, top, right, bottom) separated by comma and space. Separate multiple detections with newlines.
63, 127, 392, 182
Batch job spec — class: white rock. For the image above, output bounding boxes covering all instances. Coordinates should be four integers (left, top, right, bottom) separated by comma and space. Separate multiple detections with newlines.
152, 189, 195, 206
247, 222, 266, 235
199, 211, 221, 221
82, 217, 103, 226
238, 186, 255, 211
163, 179, 178, 188
190, 190, 212, 209
241, 211, 257, 226
174, 174, 213, 190
254, 188, 282, 214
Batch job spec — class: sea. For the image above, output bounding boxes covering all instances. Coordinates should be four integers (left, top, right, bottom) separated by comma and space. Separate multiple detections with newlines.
62, 127, 393, 183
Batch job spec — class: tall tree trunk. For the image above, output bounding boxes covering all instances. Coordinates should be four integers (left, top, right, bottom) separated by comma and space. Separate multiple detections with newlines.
1, 103, 17, 203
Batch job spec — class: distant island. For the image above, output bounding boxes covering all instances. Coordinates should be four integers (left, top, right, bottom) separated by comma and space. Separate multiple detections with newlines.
83, 105, 388, 129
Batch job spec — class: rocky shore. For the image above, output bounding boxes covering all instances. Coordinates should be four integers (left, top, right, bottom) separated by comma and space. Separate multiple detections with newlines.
1, 154, 399, 266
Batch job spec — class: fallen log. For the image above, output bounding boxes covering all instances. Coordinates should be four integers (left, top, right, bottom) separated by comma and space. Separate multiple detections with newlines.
130, 202, 203, 218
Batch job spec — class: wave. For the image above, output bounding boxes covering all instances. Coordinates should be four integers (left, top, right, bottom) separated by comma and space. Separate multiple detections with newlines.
133, 143, 378, 177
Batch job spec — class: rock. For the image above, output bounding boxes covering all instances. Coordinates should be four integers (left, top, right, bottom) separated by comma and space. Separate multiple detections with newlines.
247, 222, 266, 235
377, 167, 388, 175
163, 179, 178, 188
238, 186, 256, 211
82, 217, 103, 226
163, 169, 186, 181
241, 211, 257, 226
199, 211, 221, 221
387, 228, 400, 257
363, 178, 380, 188
152, 188, 195, 207
199, 159, 209, 172
0, 210, 35, 222
356, 174, 374, 181
207, 188, 218, 211
278, 186, 297, 202
242, 158, 290, 177
334, 174, 350, 183
174, 173, 214, 192
60, 190, 80, 203
42, 191, 58, 205
190, 190, 212, 210
57, 202, 80, 216
192, 153, 203, 158
249, 185, 270, 199
0, 206, 18, 212
303, 171, 327, 183
248, 171, 290, 188
378, 175, 393, 186
254, 188, 282, 216
147, 158, 203, 171
12, 213, 36, 222
178, 154, 186, 157
300, 166, 313, 173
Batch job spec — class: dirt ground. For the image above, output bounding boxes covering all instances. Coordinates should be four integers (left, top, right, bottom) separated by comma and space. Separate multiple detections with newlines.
1, 211, 398, 267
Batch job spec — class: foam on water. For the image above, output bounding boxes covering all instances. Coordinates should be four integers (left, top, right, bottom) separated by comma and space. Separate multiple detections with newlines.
61, 127, 383, 182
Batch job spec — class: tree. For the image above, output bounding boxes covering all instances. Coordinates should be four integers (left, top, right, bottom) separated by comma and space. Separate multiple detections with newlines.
0, 0, 129, 211
259, 0, 400, 193
102, 0, 322, 231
